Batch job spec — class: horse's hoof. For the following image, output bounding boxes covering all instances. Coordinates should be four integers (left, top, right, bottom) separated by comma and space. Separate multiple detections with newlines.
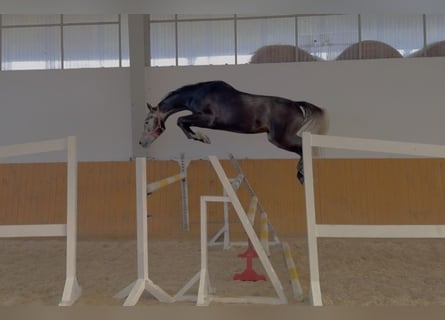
297, 172, 304, 185
202, 137, 211, 144
196, 131, 211, 144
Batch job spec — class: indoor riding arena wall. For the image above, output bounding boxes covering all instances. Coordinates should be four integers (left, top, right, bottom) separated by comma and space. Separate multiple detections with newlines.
1, 158, 444, 239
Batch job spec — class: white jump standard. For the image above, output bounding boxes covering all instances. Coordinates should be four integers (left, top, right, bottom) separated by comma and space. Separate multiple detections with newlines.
114, 157, 183, 306
0, 136, 81, 306
302, 132, 445, 306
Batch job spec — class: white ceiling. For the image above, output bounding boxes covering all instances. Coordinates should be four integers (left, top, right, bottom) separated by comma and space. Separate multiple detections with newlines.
1, 0, 444, 14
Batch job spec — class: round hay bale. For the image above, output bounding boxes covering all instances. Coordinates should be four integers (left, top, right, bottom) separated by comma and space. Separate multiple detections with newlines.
249, 44, 320, 63
408, 41, 445, 58
336, 40, 403, 60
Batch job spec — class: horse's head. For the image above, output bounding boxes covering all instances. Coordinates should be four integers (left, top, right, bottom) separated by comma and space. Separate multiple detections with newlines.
139, 103, 165, 148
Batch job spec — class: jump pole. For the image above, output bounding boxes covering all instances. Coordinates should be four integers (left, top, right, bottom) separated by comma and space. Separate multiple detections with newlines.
282, 242, 304, 302
114, 157, 175, 306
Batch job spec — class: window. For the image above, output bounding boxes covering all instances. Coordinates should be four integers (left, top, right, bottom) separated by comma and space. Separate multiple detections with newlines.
1, 14, 445, 71
426, 14, 445, 44
150, 15, 235, 67
0, 14, 129, 71
63, 24, 120, 69
177, 19, 235, 65
149, 14, 445, 66
150, 22, 176, 66
360, 14, 424, 57
2, 26, 61, 70
297, 15, 358, 60
420, 14, 445, 58
237, 17, 295, 64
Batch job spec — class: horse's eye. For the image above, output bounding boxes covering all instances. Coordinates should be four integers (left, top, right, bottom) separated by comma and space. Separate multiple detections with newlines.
145, 121, 149, 125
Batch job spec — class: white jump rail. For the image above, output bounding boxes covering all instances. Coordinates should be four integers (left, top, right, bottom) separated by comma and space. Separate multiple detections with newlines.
115, 157, 179, 306
0, 136, 80, 306
302, 132, 445, 306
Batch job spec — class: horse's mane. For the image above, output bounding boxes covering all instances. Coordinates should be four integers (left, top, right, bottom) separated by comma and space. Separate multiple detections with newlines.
161, 81, 235, 101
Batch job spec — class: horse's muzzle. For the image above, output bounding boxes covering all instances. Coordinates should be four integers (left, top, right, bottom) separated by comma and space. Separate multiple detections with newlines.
139, 140, 148, 148
139, 135, 151, 148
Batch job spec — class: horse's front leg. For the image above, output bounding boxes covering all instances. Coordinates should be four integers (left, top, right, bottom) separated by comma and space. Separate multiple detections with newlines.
177, 114, 212, 144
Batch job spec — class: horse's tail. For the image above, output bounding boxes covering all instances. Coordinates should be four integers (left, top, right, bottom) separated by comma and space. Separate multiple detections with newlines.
297, 102, 329, 137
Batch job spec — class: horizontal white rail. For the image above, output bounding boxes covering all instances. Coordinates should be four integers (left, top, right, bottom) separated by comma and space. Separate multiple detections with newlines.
309, 134, 445, 158
316, 225, 445, 238
0, 138, 67, 159
0, 224, 67, 237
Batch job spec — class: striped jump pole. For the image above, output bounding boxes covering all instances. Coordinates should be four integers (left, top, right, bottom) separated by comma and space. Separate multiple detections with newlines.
282, 242, 304, 302
260, 212, 270, 256
146, 172, 186, 194
246, 196, 258, 224
230, 173, 244, 191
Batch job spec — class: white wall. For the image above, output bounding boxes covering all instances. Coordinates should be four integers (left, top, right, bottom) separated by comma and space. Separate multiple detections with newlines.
1, 58, 443, 163
0, 68, 132, 162
139, 57, 445, 159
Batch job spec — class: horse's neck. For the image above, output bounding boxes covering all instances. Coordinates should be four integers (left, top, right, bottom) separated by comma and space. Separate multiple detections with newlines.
159, 103, 187, 120
159, 91, 192, 119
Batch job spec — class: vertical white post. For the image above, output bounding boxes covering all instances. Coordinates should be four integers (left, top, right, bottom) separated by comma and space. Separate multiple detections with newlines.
59, 136, 81, 306
197, 196, 210, 306
115, 157, 174, 306
136, 157, 149, 280
179, 153, 190, 232
302, 132, 322, 306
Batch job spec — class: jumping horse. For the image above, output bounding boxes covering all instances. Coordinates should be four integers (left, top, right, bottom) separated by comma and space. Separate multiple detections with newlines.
139, 80, 328, 184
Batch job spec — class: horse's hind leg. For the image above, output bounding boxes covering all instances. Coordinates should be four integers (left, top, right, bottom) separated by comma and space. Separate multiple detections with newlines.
177, 114, 213, 143
296, 158, 304, 185
267, 130, 305, 185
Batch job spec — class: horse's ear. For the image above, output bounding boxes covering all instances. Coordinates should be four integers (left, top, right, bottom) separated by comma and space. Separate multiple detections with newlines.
146, 103, 154, 112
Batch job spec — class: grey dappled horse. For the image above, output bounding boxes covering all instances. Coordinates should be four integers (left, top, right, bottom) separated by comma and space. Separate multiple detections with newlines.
139, 80, 328, 184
